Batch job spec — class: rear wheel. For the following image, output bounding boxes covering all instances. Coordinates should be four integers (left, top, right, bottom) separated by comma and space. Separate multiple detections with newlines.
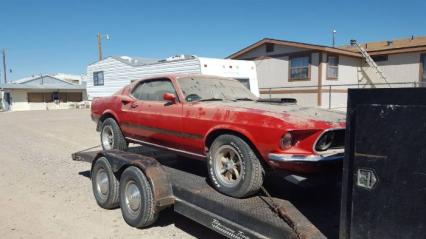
91, 157, 120, 209
207, 134, 264, 198
119, 166, 158, 228
101, 118, 128, 151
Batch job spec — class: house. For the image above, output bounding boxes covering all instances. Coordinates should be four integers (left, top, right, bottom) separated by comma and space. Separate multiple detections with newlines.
86, 55, 259, 100
227, 36, 426, 109
0, 74, 87, 111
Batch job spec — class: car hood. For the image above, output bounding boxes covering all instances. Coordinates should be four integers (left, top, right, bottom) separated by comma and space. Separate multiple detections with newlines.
203, 101, 346, 128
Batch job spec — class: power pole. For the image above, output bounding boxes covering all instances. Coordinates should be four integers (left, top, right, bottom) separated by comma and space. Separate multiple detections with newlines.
2, 49, 6, 84
97, 32, 103, 61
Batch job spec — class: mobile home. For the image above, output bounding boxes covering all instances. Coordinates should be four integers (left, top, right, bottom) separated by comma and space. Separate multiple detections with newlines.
86, 55, 259, 100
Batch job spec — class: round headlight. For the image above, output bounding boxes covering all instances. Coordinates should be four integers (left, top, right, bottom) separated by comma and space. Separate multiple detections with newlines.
280, 132, 293, 150
315, 132, 335, 151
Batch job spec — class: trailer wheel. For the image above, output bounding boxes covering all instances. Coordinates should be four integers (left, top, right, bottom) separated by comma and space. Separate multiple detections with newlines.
207, 134, 264, 198
101, 118, 128, 151
91, 157, 120, 209
119, 166, 158, 228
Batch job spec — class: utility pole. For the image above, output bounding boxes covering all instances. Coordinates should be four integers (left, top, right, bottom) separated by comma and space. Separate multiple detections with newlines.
2, 49, 6, 84
97, 32, 103, 61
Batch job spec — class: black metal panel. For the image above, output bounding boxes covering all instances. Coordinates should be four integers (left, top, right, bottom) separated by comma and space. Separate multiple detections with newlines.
341, 88, 426, 239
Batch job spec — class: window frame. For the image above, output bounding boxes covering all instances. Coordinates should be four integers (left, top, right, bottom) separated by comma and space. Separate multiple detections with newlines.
93, 71, 104, 86
266, 43, 274, 53
371, 55, 388, 62
326, 55, 339, 80
131, 78, 179, 102
288, 54, 311, 82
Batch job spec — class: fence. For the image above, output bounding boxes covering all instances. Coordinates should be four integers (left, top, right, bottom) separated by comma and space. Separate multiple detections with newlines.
260, 81, 426, 110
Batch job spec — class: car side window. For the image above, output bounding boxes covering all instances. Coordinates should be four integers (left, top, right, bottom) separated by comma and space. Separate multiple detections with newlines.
132, 80, 176, 101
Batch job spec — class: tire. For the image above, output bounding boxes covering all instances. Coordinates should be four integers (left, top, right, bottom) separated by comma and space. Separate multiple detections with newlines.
207, 134, 264, 198
91, 157, 120, 209
119, 166, 158, 228
100, 118, 128, 151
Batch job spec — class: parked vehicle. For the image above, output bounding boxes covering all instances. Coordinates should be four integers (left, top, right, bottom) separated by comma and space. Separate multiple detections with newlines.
91, 75, 346, 198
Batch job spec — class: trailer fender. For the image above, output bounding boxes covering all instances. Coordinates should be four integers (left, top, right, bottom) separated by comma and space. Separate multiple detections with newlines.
92, 150, 174, 209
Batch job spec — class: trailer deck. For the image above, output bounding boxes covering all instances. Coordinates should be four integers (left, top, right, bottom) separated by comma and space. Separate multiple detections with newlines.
72, 146, 326, 239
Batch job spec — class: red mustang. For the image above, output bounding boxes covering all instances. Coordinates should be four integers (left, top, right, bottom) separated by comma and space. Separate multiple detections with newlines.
91, 75, 345, 198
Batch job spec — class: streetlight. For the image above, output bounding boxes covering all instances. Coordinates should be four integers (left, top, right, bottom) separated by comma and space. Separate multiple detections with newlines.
332, 29, 337, 47
97, 33, 110, 61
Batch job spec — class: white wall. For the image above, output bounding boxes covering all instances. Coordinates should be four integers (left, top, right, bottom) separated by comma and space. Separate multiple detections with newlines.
86, 57, 201, 100
377, 52, 421, 84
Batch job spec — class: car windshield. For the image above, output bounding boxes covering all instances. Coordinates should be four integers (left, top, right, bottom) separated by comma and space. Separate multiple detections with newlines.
177, 77, 257, 102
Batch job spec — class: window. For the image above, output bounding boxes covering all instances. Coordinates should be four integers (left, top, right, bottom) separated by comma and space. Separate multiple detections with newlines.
132, 80, 176, 101
327, 55, 339, 80
371, 55, 388, 62
289, 55, 310, 80
235, 78, 251, 90
93, 71, 104, 86
266, 43, 274, 53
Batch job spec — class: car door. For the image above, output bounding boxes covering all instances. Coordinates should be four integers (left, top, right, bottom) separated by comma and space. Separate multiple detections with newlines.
122, 79, 183, 149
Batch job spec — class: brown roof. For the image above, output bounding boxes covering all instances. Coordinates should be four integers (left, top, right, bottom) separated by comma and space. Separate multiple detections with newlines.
340, 36, 426, 55
228, 36, 426, 59
226, 38, 362, 59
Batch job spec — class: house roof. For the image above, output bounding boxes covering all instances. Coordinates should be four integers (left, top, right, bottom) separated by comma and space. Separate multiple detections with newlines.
227, 36, 426, 59
111, 56, 159, 66
226, 38, 362, 59
339, 36, 426, 55
1, 74, 85, 90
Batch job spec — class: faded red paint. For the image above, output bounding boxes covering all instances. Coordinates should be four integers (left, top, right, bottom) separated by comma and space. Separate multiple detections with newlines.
91, 75, 346, 174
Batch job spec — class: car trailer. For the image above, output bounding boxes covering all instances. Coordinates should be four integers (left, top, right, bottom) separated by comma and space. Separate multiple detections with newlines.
73, 88, 426, 239
72, 148, 325, 239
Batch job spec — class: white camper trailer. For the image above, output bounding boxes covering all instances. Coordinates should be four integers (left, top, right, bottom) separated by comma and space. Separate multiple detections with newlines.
86, 55, 259, 100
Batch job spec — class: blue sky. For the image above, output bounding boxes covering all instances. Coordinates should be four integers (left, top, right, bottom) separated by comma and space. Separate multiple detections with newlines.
1, 0, 425, 81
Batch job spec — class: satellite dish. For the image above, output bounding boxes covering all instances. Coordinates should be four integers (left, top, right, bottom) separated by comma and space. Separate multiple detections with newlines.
105, 34, 110, 40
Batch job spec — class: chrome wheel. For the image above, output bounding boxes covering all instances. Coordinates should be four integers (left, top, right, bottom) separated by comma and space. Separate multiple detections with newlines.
95, 168, 109, 200
124, 180, 142, 216
101, 125, 114, 150
214, 145, 242, 187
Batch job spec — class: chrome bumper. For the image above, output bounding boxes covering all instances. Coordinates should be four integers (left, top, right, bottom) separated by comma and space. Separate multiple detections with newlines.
268, 153, 344, 162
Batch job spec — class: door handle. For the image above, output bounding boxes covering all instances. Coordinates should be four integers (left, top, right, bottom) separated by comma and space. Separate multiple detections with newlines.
130, 102, 138, 108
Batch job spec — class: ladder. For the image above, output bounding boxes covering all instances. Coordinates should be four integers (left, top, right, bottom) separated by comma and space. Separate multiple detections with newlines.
351, 40, 391, 87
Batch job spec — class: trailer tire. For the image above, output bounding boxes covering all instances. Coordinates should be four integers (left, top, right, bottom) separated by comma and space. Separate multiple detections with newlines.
101, 118, 128, 151
91, 157, 120, 209
207, 134, 264, 198
119, 166, 158, 228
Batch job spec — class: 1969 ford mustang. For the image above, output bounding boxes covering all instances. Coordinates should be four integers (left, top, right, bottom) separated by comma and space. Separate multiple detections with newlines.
91, 75, 346, 198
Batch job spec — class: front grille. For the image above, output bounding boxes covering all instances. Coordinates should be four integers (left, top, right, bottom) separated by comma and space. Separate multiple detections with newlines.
314, 129, 345, 152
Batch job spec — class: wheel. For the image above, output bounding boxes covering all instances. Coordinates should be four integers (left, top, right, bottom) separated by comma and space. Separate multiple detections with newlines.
207, 134, 264, 198
91, 157, 120, 209
100, 118, 128, 151
119, 166, 158, 228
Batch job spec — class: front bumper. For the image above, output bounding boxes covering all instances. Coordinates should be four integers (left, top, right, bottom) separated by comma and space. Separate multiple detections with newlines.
268, 152, 343, 162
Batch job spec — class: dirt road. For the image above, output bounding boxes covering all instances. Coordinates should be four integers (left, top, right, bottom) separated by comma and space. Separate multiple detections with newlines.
0, 110, 220, 239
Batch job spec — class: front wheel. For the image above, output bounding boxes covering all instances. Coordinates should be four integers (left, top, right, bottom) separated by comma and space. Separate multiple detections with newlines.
207, 134, 264, 198
100, 118, 128, 151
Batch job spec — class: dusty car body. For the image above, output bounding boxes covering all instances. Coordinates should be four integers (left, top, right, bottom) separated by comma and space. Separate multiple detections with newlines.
91, 75, 345, 197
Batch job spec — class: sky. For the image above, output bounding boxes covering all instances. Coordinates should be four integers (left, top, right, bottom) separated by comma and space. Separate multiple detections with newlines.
1, 0, 425, 81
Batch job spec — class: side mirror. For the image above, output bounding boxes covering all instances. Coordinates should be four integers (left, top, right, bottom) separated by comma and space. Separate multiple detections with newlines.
121, 95, 134, 104
163, 92, 176, 103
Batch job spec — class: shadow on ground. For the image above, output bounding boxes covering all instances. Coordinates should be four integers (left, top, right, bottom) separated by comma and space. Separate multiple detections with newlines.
78, 146, 340, 239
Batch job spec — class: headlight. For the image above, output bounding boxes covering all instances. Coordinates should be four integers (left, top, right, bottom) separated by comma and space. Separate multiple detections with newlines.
280, 132, 293, 149
315, 132, 335, 151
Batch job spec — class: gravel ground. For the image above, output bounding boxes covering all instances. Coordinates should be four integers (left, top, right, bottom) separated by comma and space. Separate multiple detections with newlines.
0, 109, 220, 239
